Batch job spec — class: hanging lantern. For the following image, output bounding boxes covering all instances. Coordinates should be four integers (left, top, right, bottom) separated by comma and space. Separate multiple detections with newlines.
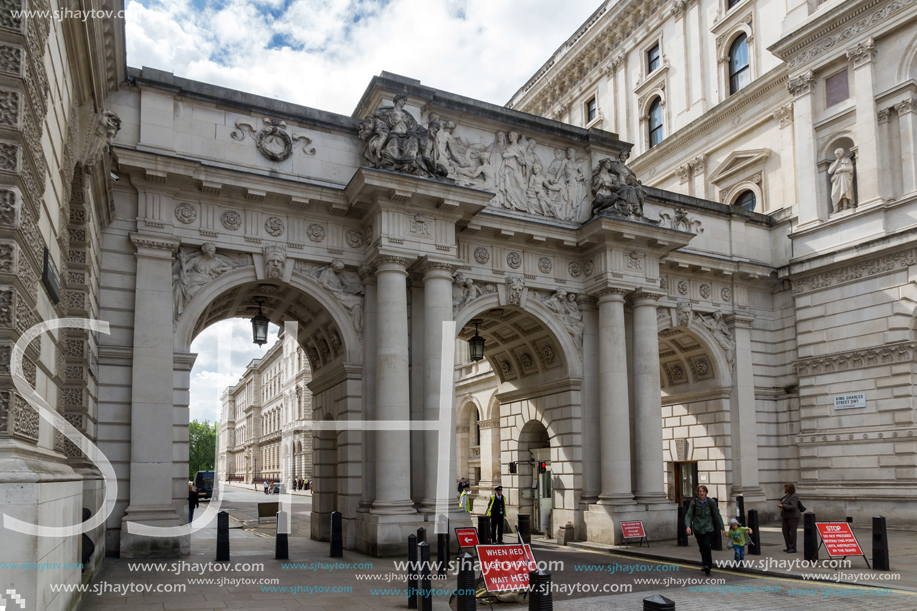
251, 298, 270, 346
468, 320, 485, 362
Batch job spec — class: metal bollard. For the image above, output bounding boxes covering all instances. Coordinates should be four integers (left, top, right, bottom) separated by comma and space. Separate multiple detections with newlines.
804, 512, 818, 561
330, 511, 343, 558
736, 495, 746, 526
747, 509, 761, 556
437, 532, 448, 577
416, 526, 426, 544
676, 506, 688, 547
407, 534, 418, 609
216, 511, 230, 561
518, 514, 531, 544
710, 498, 722, 551
528, 569, 552, 611
643, 593, 676, 610
873, 516, 890, 571
456, 552, 476, 611
417, 541, 432, 611
477, 515, 491, 544
275, 511, 289, 560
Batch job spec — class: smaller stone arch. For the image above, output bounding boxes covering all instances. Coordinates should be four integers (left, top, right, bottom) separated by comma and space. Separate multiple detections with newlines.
656, 307, 734, 390
724, 180, 763, 211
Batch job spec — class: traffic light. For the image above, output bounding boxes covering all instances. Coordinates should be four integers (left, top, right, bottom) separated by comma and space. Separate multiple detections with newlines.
509, 461, 517, 474
538, 461, 547, 474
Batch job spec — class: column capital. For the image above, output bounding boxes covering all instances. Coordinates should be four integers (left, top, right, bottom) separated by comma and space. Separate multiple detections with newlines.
786, 70, 815, 98
846, 37, 877, 68
129, 232, 179, 258
895, 98, 917, 116
724, 313, 755, 328
630, 290, 665, 304
357, 263, 376, 282
594, 287, 629, 303
372, 254, 411, 274
418, 256, 457, 279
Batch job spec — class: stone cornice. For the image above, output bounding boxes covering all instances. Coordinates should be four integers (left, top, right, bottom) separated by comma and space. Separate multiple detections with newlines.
790, 249, 915, 294
794, 341, 917, 376
129, 232, 180, 256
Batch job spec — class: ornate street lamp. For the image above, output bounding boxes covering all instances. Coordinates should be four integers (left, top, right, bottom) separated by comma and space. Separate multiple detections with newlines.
468, 319, 485, 362
251, 298, 270, 346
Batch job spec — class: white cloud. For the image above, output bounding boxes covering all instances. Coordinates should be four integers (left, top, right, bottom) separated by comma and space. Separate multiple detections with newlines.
125, 0, 602, 112
188, 318, 280, 424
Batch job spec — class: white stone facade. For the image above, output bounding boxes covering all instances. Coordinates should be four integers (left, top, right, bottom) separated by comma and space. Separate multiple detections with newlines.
218, 328, 314, 488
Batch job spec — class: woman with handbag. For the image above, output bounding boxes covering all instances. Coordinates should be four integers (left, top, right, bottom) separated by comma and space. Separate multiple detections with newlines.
685, 485, 726, 575
778, 483, 803, 553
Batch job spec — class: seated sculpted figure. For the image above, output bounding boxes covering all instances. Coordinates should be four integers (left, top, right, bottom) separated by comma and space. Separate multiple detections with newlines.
360, 93, 447, 179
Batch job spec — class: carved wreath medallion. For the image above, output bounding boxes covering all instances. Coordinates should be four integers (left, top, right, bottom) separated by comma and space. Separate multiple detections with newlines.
307, 223, 325, 242
474, 247, 490, 265
721, 288, 732, 302
568, 262, 581, 277
538, 257, 552, 274
699, 284, 711, 299
221, 210, 242, 231
346, 230, 364, 248
584, 260, 594, 276
265, 216, 285, 237
507, 252, 522, 269
174, 203, 197, 224
677, 280, 689, 295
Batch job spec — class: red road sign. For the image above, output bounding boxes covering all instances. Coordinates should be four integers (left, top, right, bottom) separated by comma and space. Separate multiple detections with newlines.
816, 522, 863, 557
621, 521, 646, 538
455, 527, 479, 548
477, 544, 536, 592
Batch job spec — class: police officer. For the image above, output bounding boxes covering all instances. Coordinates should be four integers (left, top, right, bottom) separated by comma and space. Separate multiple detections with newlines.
486, 486, 506, 544
459, 483, 472, 513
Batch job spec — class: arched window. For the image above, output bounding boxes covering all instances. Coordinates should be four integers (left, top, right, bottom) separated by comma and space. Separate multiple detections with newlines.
729, 34, 750, 95
734, 190, 756, 211
648, 97, 664, 148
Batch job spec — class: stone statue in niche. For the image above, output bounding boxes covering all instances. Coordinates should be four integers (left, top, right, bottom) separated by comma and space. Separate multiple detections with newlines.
308, 259, 364, 334
590, 151, 647, 219
829, 148, 856, 213
358, 93, 448, 179
540, 289, 585, 353
172, 243, 251, 320
262, 243, 287, 280
697, 310, 735, 370
83, 109, 122, 170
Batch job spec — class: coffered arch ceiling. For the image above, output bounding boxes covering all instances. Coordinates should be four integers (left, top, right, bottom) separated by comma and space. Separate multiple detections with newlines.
658, 327, 720, 395
457, 306, 569, 389
191, 280, 347, 376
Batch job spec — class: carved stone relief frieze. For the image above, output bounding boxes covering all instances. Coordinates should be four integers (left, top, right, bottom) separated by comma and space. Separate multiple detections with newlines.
172, 243, 252, 321
295, 259, 364, 335
659, 208, 704, 233
452, 270, 496, 317
221, 210, 242, 231
538, 289, 584, 356
792, 250, 915, 294
232, 117, 316, 162
174, 202, 197, 224
694, 310, 735, 370
795, 341, 917, 376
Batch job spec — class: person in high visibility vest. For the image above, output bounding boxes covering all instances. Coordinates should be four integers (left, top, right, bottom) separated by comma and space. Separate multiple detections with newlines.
459, 483, 471, 513
486, 486, 506, 544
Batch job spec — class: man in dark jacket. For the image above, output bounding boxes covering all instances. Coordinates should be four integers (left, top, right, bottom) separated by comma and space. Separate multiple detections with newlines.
486, 486, 506, 544
188, 484, 200, 524
685, 485, 726, 575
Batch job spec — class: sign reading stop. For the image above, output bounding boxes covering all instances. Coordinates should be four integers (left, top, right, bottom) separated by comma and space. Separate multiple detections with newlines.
455, 527, 479, 548
816, 522, 863, 557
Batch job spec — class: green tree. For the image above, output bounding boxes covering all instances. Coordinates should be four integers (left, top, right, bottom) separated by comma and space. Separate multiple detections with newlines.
189, 420, 217, 480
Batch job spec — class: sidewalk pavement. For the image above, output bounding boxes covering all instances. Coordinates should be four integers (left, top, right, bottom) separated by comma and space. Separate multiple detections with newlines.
529, 524, 917, 591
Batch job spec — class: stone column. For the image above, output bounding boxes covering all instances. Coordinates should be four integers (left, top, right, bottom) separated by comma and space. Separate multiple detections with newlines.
631, 291, 667, 504
371, 256, 415, 515
120, 233, 183, 558
726, 315, 764, 498
788, 71, 821, 224
420, 260, 455, 513
358, 265, 377, 513
579, 295, 600, 506
597, 289, 634, 505
896, 98, 917, 196
847, 38, 881, 204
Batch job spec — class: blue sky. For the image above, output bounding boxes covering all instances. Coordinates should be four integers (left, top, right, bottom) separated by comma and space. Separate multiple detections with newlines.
189, 319, 280, 423
125, 0, 604, 111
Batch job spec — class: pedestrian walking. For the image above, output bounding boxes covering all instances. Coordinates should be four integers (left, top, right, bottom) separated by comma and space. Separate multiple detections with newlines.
457, 478, 467, 497
685, 485, 726, 575
188, 484, 199, 523
486, 486, 506, 544
459, 483, 471, 513
727, 518, 753, 568
778, 482, 802, 553
263, 480, 269, 495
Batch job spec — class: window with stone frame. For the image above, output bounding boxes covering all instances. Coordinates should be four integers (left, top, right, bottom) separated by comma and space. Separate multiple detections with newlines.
825, 69, 849, 108
729, 34, 750, 95
647, 44, 661, 74
585, 97, 597, 123
648, 97, 664, 148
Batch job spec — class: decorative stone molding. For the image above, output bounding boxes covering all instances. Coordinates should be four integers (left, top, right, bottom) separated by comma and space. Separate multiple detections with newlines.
221, 210, 242, 231
473, 247, 490, 264
82, 109, 121, 170
773, 103, 794, 128
795, 341, 917, 376
174, 202, 197, 224
264, 217, 285, 237
846, 37, 877, 68
345, 229, 364, 249
694, 310, 735, 369
506, 274, 525, 306
792, 250, 915, 294
539, 288, 584, 355
306, 223, 325, 242
786, 71, 816, 97
173, 243, 252, 320
478, 418, 500, 430
506, 252, 522, 269
537, 257, 552, 274
877, 108, 891, 124
895, 98, 917, 116
262, 243, 287, 280
658, 208, 704, 233
231, 117, 316, 162
567, 262, 581, 277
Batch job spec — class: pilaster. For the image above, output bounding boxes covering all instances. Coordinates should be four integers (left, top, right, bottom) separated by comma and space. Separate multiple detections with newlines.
846, 38, 882, 205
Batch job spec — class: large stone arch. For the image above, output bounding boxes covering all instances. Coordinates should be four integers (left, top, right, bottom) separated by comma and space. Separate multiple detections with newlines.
655, 309, 734, 390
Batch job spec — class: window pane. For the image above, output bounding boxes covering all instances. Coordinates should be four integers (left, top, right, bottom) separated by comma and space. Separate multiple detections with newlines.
825, 70, 849, 108
735, 190, 756, 211
587, 98, 597, 122
647, 44, 660, 73
649, 98, 663, 147
729, 35, 750, 95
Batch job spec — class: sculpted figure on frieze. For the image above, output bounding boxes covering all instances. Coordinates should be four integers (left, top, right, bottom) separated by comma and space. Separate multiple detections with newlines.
540, 289, 585, 353
296, 259, 365, 334
590, 151, 647, 220
172, 243, 252, 320
358, 93, 448, 179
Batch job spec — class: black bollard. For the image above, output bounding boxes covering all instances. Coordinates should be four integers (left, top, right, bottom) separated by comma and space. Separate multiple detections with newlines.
710, 498, 722, 551
747, 509, 761, 556
216, 511, 230, 561
330, 511, 343, 558
643, 594, 675, 610
677, 506, 688, 547
873, 516, 890, 571
804, 512, 818, 561
416, 526, 426, 544
528, 569, 552, 611
437, 532, 448, 577
518, 514, 532, 544
477, 515, 491, 545
457, 552, 476, 611
275, 511, 289, 560
736, 495, 746, 526
407, 534, 418, 609
417, 541, 432, 611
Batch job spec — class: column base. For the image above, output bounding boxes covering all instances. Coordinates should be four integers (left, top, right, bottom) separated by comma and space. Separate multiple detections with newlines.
119, 504, 186, 559
354, 511, 431, 556
633, 491, 670, 505
584, 501, 678, 545
598, 492, 636, 506
370, 499, 417, 515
